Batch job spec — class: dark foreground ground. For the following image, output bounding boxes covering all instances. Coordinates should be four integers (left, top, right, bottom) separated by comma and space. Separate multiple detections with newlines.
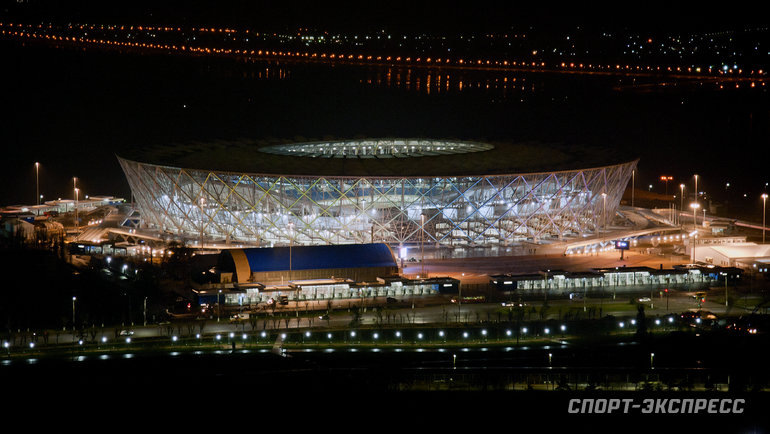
3, 332, 770, 432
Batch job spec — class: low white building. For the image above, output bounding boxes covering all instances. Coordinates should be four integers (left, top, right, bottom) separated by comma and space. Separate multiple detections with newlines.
693, 242, 770, 269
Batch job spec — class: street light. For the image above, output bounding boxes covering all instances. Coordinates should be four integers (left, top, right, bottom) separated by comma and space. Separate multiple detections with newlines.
71, 296, 77, 330
721, 272, 729, 308
679, 184, 685, 222
217, 289, 222, 322
35, 162, 40, 206
762, 194, 768, 244
690, 202, 700, 227
74, 186, 79, 235
601, 192, 607, 232
420, 214, 426, 277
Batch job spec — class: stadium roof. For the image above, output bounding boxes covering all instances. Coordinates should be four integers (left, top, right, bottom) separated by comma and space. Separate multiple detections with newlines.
121, 138, 635, 177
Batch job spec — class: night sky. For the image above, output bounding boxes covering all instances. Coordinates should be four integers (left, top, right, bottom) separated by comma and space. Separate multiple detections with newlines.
2, 1, 764, 32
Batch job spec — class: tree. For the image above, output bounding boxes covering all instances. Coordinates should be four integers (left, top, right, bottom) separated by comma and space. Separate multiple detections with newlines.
349, 306, 361, 327
539, 300, 551, 320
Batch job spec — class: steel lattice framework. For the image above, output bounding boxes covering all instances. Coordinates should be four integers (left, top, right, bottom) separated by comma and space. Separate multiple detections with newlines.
118, 156, 636, 248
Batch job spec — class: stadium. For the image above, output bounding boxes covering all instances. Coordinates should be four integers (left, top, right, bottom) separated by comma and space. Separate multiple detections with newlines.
118, 138, 637, 253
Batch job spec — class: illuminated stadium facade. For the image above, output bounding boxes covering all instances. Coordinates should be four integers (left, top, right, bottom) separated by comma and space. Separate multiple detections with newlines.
118, 139, 636, 250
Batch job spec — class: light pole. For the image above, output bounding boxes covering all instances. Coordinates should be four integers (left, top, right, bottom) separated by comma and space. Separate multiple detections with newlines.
690, 233, 698, 264
679, 184, 685, 223
601, 192, 607, 232
73, 176, 79, 234
721, 272, 728, 308
631, 169, 635, 207
420, 214, 425, 277
218, 289, 222, 322
35, 162, 40, 206
74, 187, 79, 236
690, 202, 700, 264
71, 296, 77, 334
690, 202, 700, 227
762, 194, 768, 244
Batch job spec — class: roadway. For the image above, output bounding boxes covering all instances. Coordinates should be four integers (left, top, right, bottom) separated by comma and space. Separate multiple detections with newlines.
21, 286, 740, 347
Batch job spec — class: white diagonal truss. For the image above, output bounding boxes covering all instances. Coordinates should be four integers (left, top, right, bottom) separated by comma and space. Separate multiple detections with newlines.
119, 157, 637, 248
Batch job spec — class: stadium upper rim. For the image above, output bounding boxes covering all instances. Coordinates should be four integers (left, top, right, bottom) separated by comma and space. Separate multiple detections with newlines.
258, 139, 495, 158
121, 138, 637, 178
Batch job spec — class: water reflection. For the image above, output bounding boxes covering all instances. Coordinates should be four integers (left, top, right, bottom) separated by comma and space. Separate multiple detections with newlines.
359, 66, 540, 98
229, 58, 748, 98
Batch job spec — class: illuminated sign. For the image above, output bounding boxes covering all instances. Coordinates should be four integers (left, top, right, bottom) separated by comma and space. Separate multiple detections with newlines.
615, 240, 630, 250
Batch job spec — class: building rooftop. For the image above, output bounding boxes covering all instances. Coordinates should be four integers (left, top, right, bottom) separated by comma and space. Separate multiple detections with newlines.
121, 138, 636, 177
224, 243, 398, 274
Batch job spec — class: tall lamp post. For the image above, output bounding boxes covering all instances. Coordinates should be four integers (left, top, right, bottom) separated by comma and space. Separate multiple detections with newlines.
763, 194, 768, 244
71, 295, 77, 341
74, 187, 79, 236
73, 176, 79, 235
690, 202, 700, 227
420, 214, 426, 277
679, 184, 685, 225
690, 202, 700, 264
721, 272, 729, 308
601, 192, 607, 233
35, 162, 40, 206
217, 289, 222, 322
